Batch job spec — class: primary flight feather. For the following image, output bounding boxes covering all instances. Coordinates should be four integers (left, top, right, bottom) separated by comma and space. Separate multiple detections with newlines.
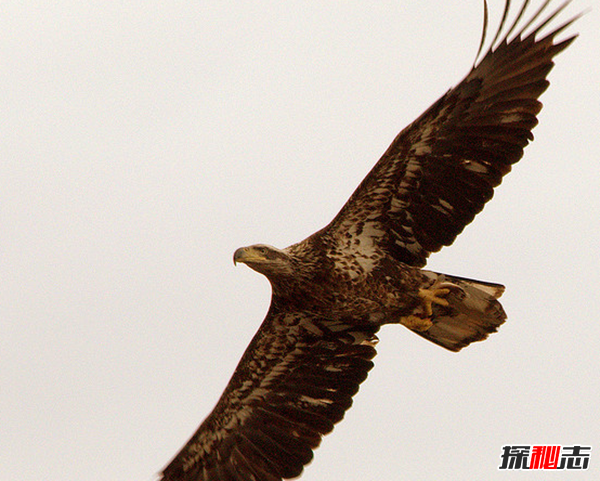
160, 1, 580, 479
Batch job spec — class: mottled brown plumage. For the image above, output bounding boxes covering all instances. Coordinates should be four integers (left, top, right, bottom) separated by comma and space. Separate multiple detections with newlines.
160, 2, 580, 480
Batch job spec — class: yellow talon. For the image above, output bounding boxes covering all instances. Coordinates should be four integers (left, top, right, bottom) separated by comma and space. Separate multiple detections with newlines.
400, 315, 433, 332
400, 283, 453, 332
418, 286, 451, 316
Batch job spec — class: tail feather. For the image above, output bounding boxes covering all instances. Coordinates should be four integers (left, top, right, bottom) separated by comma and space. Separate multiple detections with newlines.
416, 273, 506, 352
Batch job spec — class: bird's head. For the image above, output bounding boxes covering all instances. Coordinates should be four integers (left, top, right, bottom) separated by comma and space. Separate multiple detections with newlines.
233, 244, 294, 277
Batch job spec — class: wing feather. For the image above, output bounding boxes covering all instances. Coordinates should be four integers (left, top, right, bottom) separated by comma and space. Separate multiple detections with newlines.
322, 0, 579, 267
159, 308, 379, 481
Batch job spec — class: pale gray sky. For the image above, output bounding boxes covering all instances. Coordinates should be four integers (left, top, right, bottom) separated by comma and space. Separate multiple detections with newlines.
2, 1, 599, 480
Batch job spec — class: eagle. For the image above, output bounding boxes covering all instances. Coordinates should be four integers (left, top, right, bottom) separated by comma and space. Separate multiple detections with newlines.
160, 1, 580, 480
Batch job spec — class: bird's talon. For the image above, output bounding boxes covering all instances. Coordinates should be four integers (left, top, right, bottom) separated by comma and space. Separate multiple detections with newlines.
418, 285, 451, 316
400, 315, 433, 332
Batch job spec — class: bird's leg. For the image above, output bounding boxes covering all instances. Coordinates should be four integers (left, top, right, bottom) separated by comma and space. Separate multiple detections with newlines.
399, 282, 453, 332
399, 315, 433, 332
418, 284, 451, 317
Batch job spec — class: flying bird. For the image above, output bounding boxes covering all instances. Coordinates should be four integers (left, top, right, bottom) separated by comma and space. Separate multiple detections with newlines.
160, 1, 580, 479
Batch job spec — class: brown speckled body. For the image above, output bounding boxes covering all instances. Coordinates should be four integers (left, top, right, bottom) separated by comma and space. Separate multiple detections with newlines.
276, 237, 429, 324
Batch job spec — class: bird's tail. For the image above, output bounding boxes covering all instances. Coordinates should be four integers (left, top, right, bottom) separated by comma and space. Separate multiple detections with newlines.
415, 272, 506, 352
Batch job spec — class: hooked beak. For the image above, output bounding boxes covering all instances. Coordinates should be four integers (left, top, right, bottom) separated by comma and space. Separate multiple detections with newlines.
233, 247, 245, 266
233, 246, 263, 266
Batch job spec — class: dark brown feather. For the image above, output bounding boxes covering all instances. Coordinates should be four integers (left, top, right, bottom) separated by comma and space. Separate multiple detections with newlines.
160, 310, 378, 481
323, 0, 580, 267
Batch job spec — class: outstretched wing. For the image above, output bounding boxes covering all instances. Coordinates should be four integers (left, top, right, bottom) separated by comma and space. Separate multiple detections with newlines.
160, 308, 379, 481
323, 0, 580, 267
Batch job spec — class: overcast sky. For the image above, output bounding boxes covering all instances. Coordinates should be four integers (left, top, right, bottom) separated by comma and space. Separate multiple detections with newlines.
2, 1, 599, 480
